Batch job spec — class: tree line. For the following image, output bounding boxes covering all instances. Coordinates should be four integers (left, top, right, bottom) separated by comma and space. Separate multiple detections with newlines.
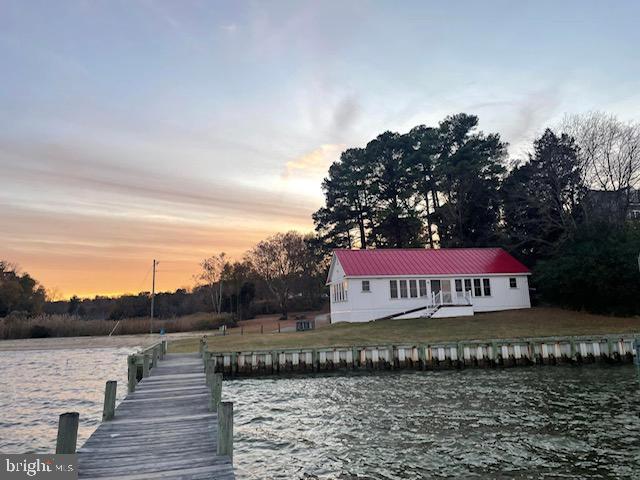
314, 112, 640, 314
2, 231, 328, 321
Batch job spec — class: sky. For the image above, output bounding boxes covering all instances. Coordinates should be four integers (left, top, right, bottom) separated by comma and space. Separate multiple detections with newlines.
1, 0, 639, 298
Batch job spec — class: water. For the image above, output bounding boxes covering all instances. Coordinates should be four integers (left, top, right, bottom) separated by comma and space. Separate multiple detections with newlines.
0, 347, 133, 453
1, 349, 639, 479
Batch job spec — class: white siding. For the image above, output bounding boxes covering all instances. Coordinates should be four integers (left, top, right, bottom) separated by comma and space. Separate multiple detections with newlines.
328, 256, 531, 323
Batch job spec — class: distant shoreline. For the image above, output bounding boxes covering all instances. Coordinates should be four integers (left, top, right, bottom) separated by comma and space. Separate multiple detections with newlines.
0, 331, 202, 352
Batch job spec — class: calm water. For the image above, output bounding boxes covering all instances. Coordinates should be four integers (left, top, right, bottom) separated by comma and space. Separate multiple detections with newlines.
1, 349, 639, 479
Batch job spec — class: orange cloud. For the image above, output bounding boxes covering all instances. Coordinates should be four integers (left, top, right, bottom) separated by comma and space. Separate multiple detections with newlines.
0, 139, 322, 298
282, 144, 343, 179
0, 203, 311, 298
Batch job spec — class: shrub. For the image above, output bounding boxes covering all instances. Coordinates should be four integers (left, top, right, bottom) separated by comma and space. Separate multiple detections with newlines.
534, 223, 640, 316
29, 324, 51, 338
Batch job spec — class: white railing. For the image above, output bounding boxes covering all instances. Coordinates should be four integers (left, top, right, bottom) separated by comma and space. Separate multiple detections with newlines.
428, 290, 472, 307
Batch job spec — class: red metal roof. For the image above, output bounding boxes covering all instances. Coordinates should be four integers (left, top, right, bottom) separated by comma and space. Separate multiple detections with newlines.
334, 248, 530, 276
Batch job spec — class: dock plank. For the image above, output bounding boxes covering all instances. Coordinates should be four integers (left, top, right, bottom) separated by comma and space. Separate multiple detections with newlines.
78, 353, 234, 480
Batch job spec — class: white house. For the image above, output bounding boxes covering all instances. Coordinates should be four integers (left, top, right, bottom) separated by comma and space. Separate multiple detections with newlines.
327, 248, 531, 323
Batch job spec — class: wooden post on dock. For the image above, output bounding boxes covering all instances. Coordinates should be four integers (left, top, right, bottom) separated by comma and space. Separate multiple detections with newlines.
206, 358, 215, 386
143, 354, 150, 378
204, 352, 214, 378
209, 373, 223, 411
127, 355, 137, 393
152, 346, 159, 368
102, 381, 117, 421
56, 412, 79, 454
162, 339, 167, 357
217, 402, 233, 459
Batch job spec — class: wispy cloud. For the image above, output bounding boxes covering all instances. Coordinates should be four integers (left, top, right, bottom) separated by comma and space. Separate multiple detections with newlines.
1, 140, 318, 223
0, 203, 277, 297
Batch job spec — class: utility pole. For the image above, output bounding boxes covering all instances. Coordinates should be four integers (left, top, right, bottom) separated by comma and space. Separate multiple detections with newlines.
150, 259, 157, 334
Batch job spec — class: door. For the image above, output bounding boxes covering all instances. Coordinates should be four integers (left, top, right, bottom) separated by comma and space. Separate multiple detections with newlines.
431, 279, 452, 304
430, 280, 441, 300
441, 280, 452, 304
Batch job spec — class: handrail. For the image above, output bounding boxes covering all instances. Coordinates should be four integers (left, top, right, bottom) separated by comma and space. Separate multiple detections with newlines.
434, 291, 442, 306
127, 339, 167, 393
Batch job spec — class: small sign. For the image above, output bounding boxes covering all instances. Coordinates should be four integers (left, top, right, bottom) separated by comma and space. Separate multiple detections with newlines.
0, 454, 77, 479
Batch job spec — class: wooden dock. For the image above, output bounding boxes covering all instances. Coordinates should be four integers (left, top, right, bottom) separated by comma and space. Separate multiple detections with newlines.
76, 351, 235, 480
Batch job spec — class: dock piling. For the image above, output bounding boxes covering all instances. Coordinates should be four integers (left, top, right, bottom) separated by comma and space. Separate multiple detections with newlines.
152, 346, 159, 368
142, 353, 150, 377
127, 355, 137, 393
56, 412, 79, 454
102, 381, 117, 421
217, 402, 234, 459
206, 357, 216, 386
209, 373, 223, 411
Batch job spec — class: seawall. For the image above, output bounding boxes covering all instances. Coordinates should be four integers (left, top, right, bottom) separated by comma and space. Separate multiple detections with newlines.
205, 334, 640, 378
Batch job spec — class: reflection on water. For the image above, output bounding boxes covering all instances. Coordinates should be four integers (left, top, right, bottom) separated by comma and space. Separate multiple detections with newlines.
1, 349, 639, 479
0, 347, 133, 453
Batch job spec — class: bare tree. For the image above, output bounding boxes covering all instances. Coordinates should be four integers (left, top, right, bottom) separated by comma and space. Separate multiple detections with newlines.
195, 253, 227, 315
46, 287, 63, 302
562, 112, 640, 221
246, 231, 306, 319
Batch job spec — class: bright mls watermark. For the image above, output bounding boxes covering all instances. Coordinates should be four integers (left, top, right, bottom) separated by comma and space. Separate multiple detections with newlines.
1, 455, 77, 479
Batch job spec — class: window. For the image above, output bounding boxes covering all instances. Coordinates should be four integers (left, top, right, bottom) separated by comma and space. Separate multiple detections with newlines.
390, 280, 398, 299
362, 280, 370, 292
464, 279, 472, 294
333, 282, 348, 302
409, 280, 418, 298
473, 279, 482, 297
419, 280, 428, 297
399, 280, 408, 298
482, 278, 491, 296
455, 279, 463, 293
509, 277, 517, 289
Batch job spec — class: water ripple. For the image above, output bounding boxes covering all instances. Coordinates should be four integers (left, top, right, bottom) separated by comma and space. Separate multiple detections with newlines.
225, 367, 640, 479
0, 347, 133, 453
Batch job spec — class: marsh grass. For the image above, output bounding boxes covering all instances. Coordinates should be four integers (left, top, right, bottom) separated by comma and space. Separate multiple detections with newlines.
0, 312, 231, 340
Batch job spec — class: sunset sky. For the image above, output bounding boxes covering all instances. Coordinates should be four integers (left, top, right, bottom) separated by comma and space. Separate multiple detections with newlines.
2, 1, 639, 298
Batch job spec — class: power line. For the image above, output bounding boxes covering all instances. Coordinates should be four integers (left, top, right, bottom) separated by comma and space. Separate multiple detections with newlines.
135, 264, 153, 294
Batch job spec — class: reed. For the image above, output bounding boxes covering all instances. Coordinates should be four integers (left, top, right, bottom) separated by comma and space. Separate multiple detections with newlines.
0, 312, 231, 340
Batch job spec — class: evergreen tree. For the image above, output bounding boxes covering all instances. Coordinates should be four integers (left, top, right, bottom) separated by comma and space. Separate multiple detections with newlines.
502, 129, 584, 263
433, 114, 507, 247
366, 131, 424, 247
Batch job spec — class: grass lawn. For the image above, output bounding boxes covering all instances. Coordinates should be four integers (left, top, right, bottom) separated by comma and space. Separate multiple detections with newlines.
168, 307, 640, 353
